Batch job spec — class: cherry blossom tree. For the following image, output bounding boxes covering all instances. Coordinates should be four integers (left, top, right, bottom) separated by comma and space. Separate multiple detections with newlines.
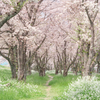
0, 0, 27, 28
0, 0, 45, 80
1, 0, 100, 79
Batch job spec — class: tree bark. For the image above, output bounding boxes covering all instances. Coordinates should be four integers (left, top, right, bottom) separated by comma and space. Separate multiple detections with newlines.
9, 45, 17, 79
97, 62, 100, 73
10, 62, 17, 79
27, 51, 32, 75
63, 68, 68, 76
83, 24, 95, 76
0, 45, 17, 79
63, 43, 78, 76
55, 69, 59, 74
18, 38, 27, 81
82, 0, 98, 76
39, 67, 45, 76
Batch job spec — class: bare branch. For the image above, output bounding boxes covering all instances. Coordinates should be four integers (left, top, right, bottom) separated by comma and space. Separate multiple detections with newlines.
0, 35, 10, 46
92, 9, 98, 22
31, 0, 43, 26
0, 48, 8, 50
68, 47, 79, 67
0, 51, 9, 60
95, 0, 98, 3
85, 7, 93, 25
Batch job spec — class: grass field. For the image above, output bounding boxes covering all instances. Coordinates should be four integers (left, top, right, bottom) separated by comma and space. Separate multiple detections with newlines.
49, 74, 79, 99
0, 66, 48, 100
0, 66, 100, 100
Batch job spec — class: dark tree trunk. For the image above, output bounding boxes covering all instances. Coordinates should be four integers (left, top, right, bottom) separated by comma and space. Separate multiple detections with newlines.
55, 69, 59, 74
18, 38, 27, 81
59, 66, 62, 74
9, 45, 17, 79
43, 68, 45, 76
63, 41, 67, 76
97, 62, 100, 73
75, 71, 77, 75
35, 49, 48, 77
28, 68, 31, 75
0, 46, 17, 79
74, 64, 78, 75
82, 0, 98, 76
39, 69, 43, 76
63, 65, 71, 76
10, 64, 17, 79
28, 51, 32, 75
63, 67, 69, 76
39, 67, 45, 76
8, 60, 17, 79
63, 69, 68, 76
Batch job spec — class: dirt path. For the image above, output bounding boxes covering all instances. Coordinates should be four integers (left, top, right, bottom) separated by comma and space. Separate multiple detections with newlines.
44, 75, 53, 100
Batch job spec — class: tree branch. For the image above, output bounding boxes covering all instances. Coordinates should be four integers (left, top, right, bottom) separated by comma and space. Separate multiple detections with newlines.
0, 0, 27, 28
68, 47, 79, 68
0, 51, 9, 61
85, 7, 93, 25
93, 11, 98, 22
26, 35, 46, 65
59, 26, 80, 44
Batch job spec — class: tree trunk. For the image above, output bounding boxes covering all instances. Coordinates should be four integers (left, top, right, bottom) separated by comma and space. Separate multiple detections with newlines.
82, 3, 97, 76
55, 69, 59, 74
59, 69, 62, 74
83, 46, 94, 76
8, 59, 17, 79
9, 45, 17, 79
63, 68, 69, 76
28, 68, 31, 75
18, 38, 27, 81
97, 62, 100, 73
63, 41, 67, 76
27, 51, 32, 75
63, 64, 71, 76
75, 63, 79, 75
75, 71, 77, 75
96, 52, 100, 73
63, 68, 68, 76
74, 69, 78, 75
39, 67, 45, 76
59, 63, 62, 74
43, 68, 45, 76
10, 63, 17, 79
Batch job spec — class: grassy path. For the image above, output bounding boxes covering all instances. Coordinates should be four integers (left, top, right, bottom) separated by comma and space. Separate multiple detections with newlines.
44, 75, 53, 100
0, 66, 80, 100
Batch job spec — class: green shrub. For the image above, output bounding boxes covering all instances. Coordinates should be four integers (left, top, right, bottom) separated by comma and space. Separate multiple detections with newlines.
56, 76, 100, 100
0, 79, 42, 100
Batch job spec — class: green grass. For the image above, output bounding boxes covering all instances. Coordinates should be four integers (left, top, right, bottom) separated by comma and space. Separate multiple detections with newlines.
0, 65, 49, 100
95, 74, 100, 80
0, 66, 11, 81
54, 76, 100, 100
2, 66, 98, 100
49, 74, 79, 99
26, 73, 48, 86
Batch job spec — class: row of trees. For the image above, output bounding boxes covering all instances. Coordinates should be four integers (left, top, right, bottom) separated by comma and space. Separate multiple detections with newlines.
0, 0, 100, 81
0, 0, 48, 80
